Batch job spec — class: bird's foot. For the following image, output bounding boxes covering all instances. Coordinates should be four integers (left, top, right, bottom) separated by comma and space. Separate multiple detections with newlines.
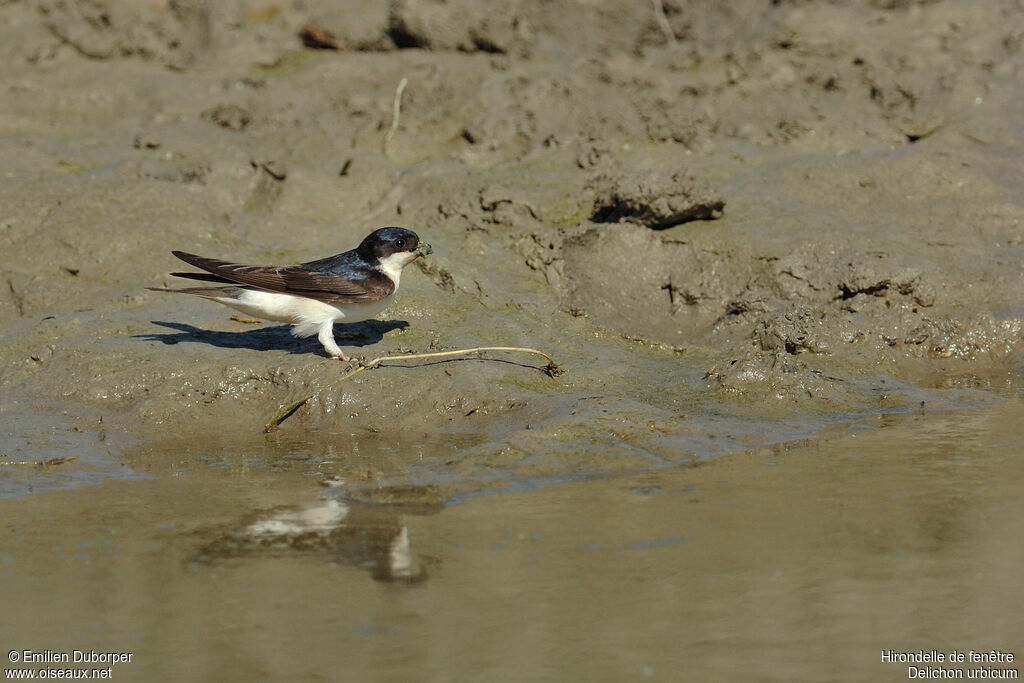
319, 324, 349, 362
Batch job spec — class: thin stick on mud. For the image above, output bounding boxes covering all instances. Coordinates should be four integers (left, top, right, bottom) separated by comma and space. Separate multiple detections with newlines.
264, 346, 562, 433
651, 0, 677, 47
382, 77, 408, 151
0, 456, 78, 468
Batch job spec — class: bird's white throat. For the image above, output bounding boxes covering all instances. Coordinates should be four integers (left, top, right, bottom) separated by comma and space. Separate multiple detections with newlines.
377, 251, 419, 288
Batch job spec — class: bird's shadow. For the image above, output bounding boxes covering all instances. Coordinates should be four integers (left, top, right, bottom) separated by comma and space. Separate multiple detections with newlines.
136, 319, 409, 357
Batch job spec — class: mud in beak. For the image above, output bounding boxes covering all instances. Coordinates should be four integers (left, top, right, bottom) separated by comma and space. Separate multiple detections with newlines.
416, 243, 433, 257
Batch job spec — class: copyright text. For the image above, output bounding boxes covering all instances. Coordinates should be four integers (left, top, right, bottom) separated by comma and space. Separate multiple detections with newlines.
5, 650, 134, 679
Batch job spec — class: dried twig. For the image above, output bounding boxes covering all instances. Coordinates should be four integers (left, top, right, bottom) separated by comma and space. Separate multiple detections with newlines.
265, 346, 562, 432
651, 0, 677, 47
0, 456, 78, 468
382, 77, 408, 151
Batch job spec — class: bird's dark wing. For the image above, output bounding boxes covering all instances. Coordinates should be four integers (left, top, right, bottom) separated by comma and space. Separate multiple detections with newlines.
148, 285, 246, 298
171, 251, 394, 303
170, 271, 235, 284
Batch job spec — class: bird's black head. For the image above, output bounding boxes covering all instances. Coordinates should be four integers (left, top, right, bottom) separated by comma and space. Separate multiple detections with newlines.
357, 227, 424, 261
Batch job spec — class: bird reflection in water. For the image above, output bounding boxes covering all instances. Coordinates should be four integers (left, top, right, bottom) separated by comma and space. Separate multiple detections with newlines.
189, 495, 439, 583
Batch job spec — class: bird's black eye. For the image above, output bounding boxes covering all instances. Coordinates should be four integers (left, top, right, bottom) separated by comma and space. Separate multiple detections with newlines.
395, 239, 406, 249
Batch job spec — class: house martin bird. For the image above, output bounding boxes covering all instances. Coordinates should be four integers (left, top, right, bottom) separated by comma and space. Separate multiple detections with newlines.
150, 227, 431, 361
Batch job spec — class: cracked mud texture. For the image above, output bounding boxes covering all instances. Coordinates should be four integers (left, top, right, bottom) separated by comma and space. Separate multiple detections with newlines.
1, 0, 1023, 498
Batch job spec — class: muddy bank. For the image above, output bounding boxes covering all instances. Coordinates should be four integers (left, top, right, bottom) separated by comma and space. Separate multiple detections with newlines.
1, 0, 1023, 495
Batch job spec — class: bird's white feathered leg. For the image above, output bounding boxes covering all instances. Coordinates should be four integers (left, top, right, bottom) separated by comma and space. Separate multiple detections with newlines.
317, 321, 347, 361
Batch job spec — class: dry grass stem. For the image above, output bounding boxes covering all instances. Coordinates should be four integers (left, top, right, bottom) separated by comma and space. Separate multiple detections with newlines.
0, 456, 78, 468
382, 77, 408, 151
651, 0, 677, 47
264, 346, 562, 433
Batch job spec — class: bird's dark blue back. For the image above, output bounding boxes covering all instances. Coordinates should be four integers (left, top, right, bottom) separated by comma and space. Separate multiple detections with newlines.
298, 248, 371, 276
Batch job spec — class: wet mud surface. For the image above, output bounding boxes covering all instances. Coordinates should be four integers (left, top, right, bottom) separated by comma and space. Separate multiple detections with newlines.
1, 0, 1022, 495
0, 0, 1023, 677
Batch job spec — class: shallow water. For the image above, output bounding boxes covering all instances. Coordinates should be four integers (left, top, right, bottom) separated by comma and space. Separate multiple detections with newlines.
2, 395, 1022, 681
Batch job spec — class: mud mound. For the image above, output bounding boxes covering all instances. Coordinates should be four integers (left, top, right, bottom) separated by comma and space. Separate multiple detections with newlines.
590, 169, 725, 229
389, 0, 532, 55
37, 0, 233, 68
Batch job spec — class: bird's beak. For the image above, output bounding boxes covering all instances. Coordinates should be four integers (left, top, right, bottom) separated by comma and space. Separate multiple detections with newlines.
416, 243, 433, 257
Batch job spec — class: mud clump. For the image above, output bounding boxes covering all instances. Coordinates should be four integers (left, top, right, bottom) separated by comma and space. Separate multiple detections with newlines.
298, 21, 343, 51
590, 170, 725, 229
388, 0, 532, 55
703, 354, 852, 404
755, 309, 831, 356
201, 104, 253, 132
37, 0, 226, 69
